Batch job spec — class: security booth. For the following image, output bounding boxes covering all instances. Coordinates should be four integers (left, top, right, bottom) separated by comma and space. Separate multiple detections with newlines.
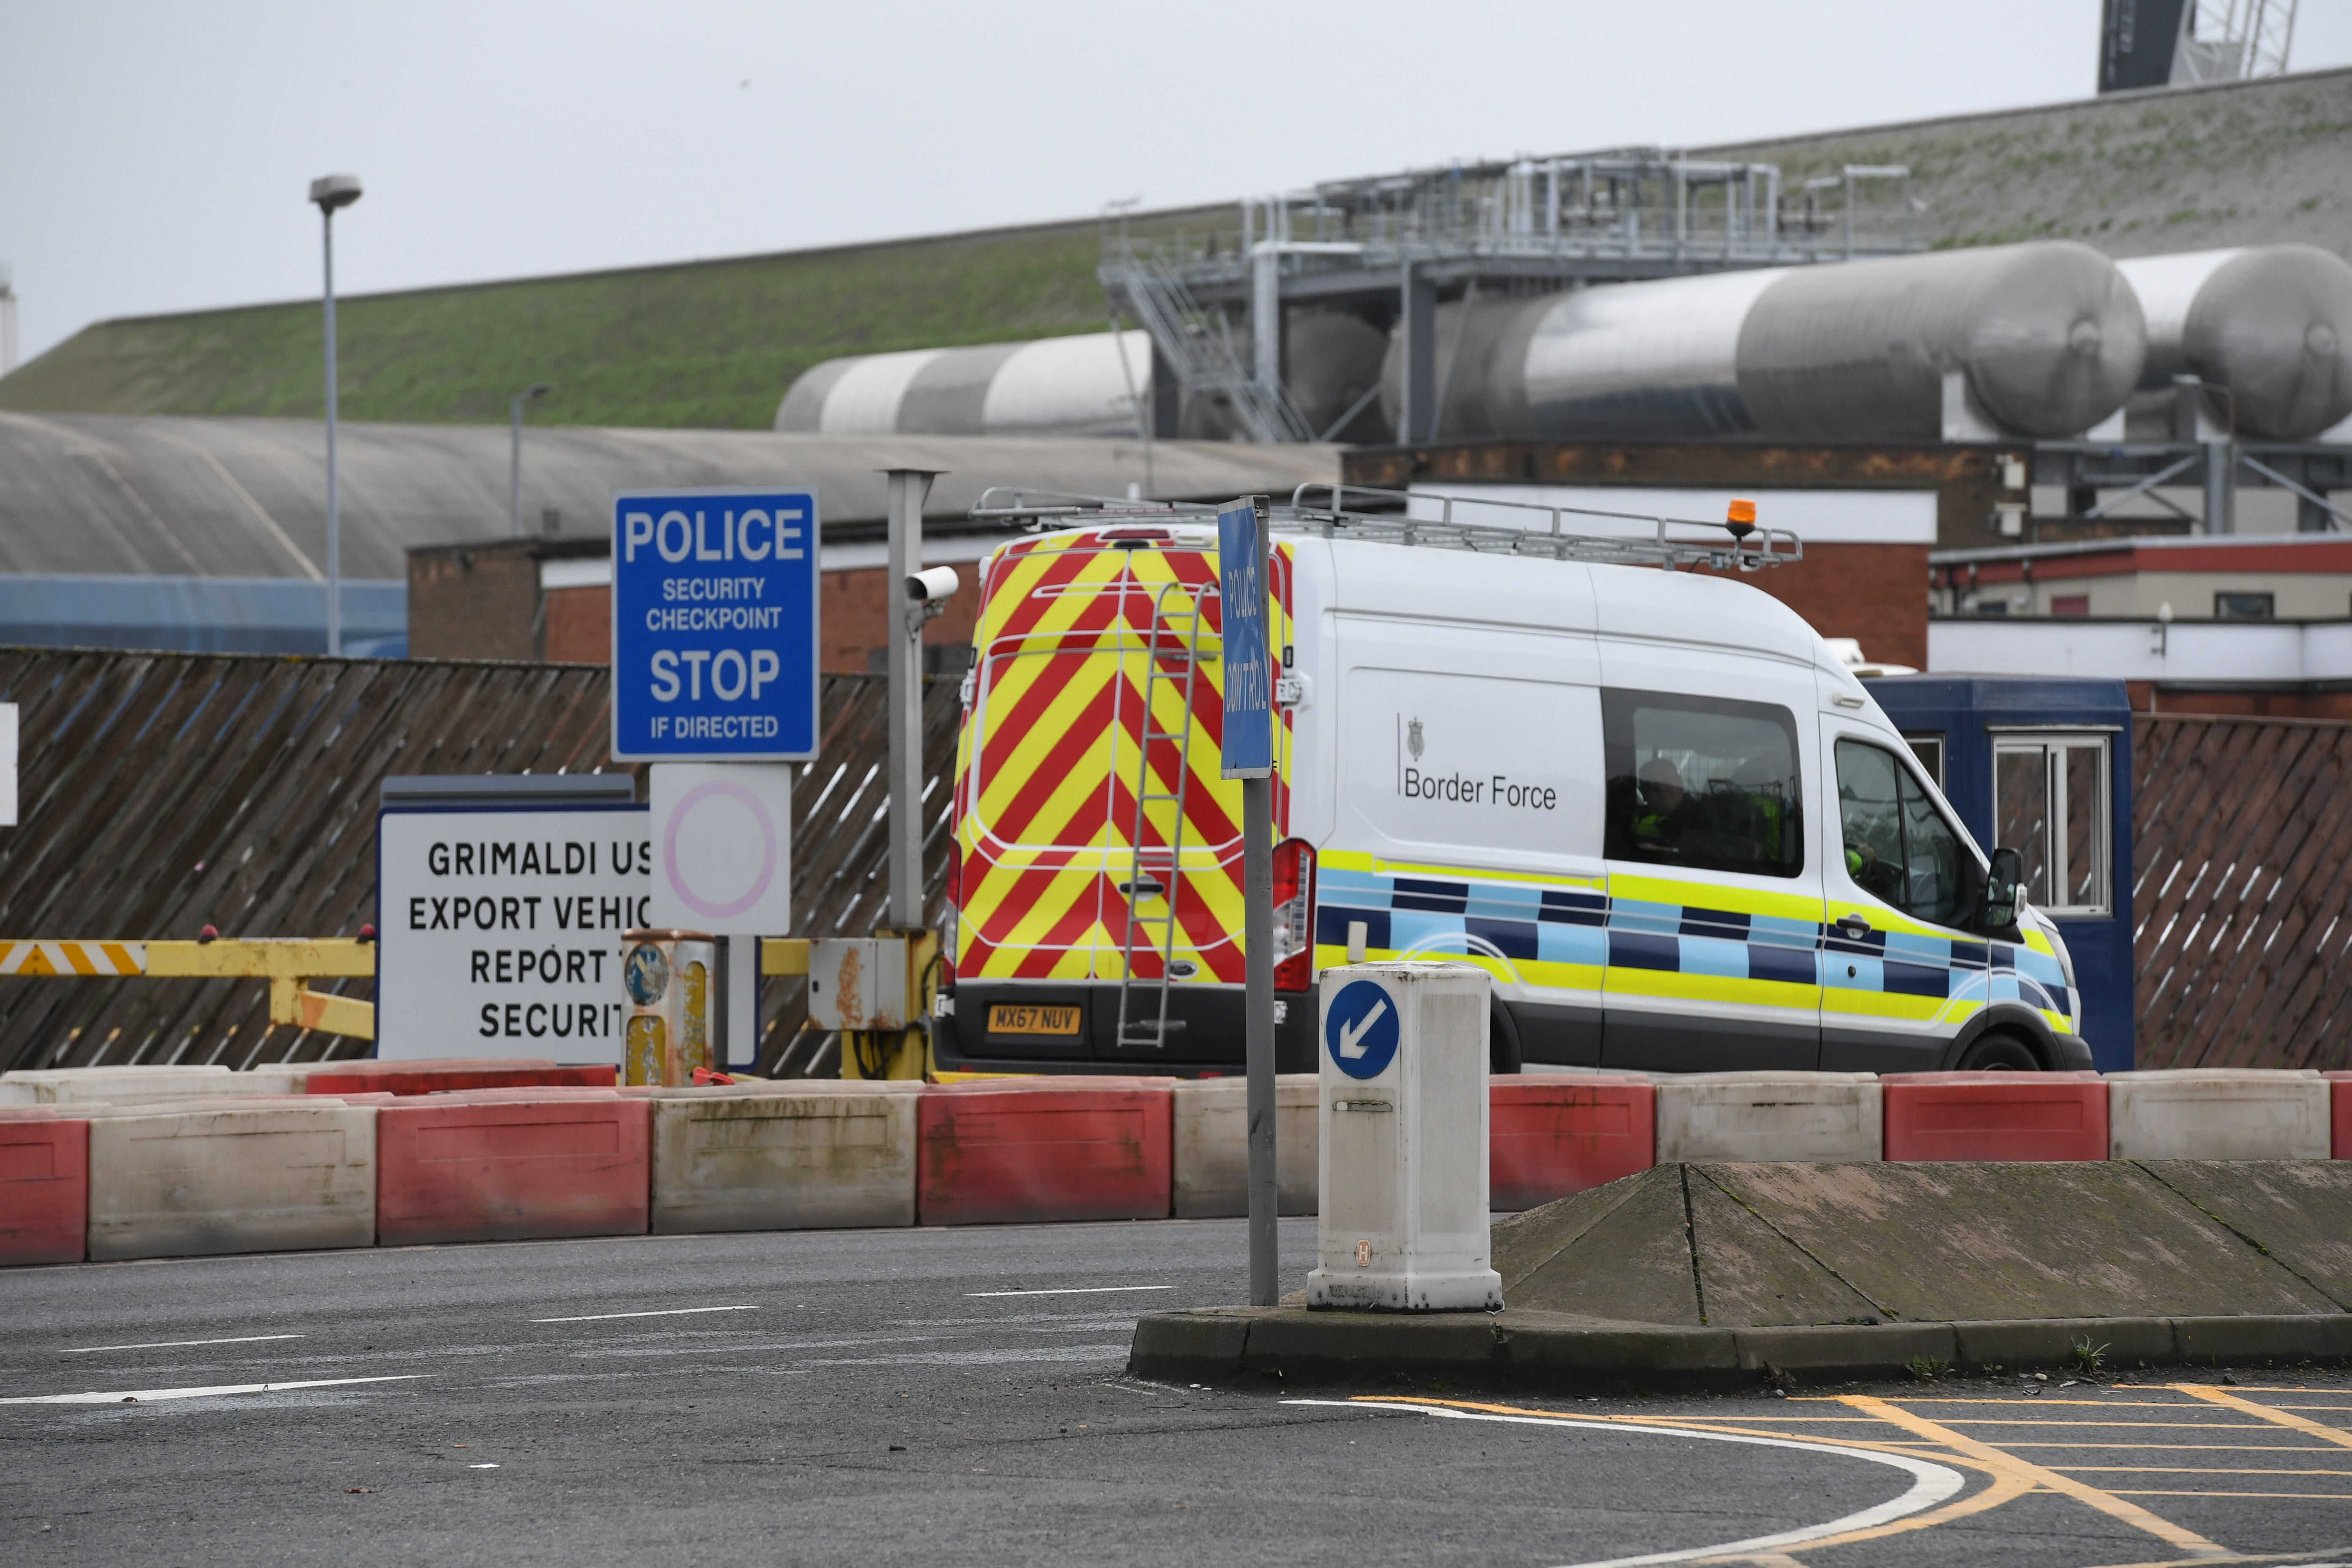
1862, 675, 2134, 1071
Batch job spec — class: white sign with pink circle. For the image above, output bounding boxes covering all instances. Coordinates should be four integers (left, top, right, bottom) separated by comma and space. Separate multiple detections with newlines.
647, 762, 794, 933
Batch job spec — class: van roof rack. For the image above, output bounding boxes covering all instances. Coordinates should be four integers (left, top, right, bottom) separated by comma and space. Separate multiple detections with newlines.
966, 484, 1800, 572
967, 487, 1219, 527
1282, 484, 1800, 572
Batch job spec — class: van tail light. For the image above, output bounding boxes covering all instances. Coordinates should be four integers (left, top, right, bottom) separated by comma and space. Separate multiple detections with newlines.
1272, 838, 1316, 992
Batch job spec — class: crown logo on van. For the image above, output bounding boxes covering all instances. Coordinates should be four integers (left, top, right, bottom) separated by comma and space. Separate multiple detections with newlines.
1407, 718, 1424, 760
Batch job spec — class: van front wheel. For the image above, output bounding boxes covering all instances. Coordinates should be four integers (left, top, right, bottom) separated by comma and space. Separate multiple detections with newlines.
1955, 1032, 2041, 1072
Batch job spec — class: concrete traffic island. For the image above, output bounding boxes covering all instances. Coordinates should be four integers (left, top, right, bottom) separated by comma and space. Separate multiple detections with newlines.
1130, 1160, 2352, 1391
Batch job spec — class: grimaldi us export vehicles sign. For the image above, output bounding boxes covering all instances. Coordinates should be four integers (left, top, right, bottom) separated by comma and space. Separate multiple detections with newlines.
377, 804, 652, 1063
610, 487, 820, 761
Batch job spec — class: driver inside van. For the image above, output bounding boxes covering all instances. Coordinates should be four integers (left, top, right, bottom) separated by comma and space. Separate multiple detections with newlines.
1631, 758, 1693, 851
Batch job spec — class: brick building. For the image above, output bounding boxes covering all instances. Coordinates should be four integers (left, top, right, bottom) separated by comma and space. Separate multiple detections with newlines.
409, 527, 996, 672
405, 436, 1343, 669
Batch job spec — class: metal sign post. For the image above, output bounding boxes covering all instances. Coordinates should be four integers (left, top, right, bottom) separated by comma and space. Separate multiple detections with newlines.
1218, 496, 1278, 1307
885, 469, 944, 928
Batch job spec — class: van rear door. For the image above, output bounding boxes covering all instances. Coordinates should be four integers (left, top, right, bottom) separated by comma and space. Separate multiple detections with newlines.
951, 528, 1290, 1060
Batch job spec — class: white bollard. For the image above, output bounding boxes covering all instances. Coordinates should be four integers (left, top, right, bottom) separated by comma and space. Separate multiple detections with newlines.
1307, 962, 1501, 1312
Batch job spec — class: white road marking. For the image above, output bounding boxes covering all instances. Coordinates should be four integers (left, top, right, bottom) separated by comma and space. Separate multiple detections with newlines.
1290, 1400, 1965, 1568
62, 1334, 306, 1354
965, 1286, 1174, 1298
468, 1463, 499, 1469
531, 1306, 760, 1323
2, 1375, 427, 1406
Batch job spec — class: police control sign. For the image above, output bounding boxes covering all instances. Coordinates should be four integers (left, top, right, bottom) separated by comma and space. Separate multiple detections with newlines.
1217, 499, 1274, 780
612, 487, 820, 761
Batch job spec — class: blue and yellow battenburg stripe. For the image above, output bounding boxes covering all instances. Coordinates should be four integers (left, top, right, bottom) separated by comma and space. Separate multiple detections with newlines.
1312, 850, 2078, 1034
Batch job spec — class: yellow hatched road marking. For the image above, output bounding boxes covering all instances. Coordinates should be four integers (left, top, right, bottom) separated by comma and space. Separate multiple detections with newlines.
1837, 1394, 2233, 1560
2109, 1490, 2352, 1499
2055, 1467, 2352, 1475
1321, 1391, 2352, 1563
1338, 1394, 2032, 1557
2079, 1551, 2352, 1568
1998, 1443, 2343, 1451
2174, 1385, 2352, 1450
1898, 1398, 2276, 1409
1907, 1420, 2277, 1429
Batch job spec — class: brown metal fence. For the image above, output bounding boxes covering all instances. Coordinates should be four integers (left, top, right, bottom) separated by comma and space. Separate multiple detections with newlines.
2133, 712, 2352, 1071
6, 653, 2344, 1075
0, 651, 956, 1078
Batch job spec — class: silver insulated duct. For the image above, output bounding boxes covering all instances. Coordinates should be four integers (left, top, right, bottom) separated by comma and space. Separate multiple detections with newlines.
1383, 241, 2147, 443
776, 331, 1151, 438
2115, 246, 2352, 441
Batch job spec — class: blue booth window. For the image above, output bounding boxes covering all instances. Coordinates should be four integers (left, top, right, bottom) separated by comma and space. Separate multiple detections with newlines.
1904, 733, 1946, 788
1993, 734, 2112, 917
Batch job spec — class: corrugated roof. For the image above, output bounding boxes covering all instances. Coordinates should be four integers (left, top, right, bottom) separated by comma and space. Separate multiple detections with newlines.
0, 411, 1339, 580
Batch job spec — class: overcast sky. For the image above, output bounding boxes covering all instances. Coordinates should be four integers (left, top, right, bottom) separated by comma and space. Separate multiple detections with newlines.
6, 0, 2351, 363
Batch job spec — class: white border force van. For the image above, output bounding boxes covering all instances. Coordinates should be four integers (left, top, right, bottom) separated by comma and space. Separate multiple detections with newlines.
935, 493, 2085, 1078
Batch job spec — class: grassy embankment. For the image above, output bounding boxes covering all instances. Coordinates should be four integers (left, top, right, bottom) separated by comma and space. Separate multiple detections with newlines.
0, 208, 1221, 431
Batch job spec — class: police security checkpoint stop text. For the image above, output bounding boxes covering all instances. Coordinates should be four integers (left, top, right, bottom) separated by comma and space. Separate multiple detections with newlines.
611, 487, 820, 761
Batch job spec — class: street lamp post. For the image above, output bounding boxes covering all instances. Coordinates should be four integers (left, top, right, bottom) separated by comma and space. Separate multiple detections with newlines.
510, 382, 554, 536
309, 174, 362, 656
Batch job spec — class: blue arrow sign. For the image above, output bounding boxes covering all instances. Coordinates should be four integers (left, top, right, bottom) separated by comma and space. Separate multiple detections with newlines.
1324, 978, 1400, 1079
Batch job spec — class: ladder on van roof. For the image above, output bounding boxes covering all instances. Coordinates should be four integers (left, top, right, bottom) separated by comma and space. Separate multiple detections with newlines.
1113, 577, 1202, 1052
967, 484, 1803, 572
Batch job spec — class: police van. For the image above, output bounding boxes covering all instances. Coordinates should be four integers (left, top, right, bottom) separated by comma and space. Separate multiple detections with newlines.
933, 486, 2085, 1078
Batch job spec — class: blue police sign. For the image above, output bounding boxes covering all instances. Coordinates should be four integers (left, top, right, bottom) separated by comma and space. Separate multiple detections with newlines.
611, 487, 819, 761
1217, 499, 1274, 780
1324, 978, 1400, 1079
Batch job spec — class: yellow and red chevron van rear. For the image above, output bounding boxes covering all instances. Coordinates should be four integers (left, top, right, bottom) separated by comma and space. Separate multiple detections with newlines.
936, 521, 1314, 1076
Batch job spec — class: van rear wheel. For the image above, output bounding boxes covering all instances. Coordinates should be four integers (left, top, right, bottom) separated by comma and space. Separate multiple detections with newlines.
1955, 1032, 2041, 1072
1490, 999, 1523, 1075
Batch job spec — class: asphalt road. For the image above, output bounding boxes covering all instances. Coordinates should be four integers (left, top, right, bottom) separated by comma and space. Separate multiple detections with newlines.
4, 1220, 2351, 1567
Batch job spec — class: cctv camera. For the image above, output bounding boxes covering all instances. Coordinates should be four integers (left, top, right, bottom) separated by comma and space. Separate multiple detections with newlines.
906, 566, 961, 602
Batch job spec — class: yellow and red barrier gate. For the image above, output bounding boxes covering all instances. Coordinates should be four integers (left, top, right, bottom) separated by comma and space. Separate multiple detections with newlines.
0, 934, 934, 1067
0, 938, 377, 1040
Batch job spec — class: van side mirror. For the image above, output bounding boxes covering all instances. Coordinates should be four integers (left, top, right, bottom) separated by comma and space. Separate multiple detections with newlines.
1982, 847, 2023, 933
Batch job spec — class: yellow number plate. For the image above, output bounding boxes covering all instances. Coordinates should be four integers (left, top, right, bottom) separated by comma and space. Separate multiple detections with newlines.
988, 1004, 1081, 1037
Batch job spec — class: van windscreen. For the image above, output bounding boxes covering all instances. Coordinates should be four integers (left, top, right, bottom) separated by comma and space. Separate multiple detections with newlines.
1602, 689, 1804, 878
